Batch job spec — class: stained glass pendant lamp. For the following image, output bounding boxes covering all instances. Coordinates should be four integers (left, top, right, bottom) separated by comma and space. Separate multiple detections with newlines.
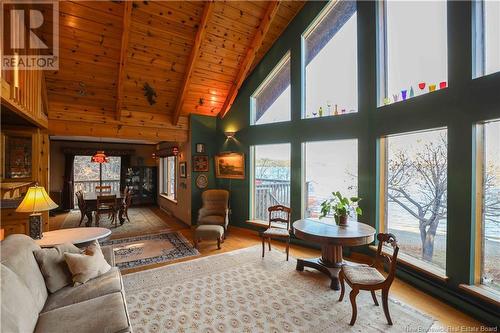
91, 151, 108, 163
91, 150, 108, 189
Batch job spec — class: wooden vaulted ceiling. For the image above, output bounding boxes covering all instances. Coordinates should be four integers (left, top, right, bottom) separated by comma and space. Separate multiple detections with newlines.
44, 1, 304, 141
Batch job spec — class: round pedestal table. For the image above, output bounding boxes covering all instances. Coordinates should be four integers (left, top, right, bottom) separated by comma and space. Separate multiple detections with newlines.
293, 219, 375, 290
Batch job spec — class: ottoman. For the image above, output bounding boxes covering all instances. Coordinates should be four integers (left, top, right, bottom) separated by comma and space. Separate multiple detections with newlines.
194, 225, 224, 250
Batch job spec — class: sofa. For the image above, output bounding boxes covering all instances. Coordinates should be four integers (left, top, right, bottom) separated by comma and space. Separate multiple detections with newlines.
1, 234, 132, 333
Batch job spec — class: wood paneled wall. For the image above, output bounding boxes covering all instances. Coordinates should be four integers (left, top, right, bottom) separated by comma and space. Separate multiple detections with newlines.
1, 128, 50, 237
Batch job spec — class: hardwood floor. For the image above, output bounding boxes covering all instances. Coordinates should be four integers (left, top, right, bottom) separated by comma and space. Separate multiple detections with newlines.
50, 207, 485, 329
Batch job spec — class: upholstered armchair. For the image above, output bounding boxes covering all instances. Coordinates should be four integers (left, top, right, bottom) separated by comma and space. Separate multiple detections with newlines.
198, 189, 229, 232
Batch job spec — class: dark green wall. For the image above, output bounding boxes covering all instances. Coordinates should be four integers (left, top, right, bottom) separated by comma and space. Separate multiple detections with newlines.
192, 0, 500, 325
190, 115, 218, 225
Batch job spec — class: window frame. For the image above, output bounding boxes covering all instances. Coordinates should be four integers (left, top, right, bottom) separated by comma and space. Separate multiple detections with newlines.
472, 0, 485, 78
249, 143, 291, 220
473, 0, 500, 78
377, 127, 449, 279
301, 0, 358, 119
376, 0, 448, 107
472, 119, 500, 296
160, 155, 177, 202
250, 51, 291, 126
302, 139, 359, 219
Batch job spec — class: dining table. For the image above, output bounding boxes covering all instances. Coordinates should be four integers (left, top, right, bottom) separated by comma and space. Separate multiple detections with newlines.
293, 218, 376, 290
82, 191, 125, 226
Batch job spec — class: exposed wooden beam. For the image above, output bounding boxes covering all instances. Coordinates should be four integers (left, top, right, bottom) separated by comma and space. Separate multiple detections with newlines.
49, 119, 189, 143
172, 1, 215, 125
116, 1, 133, 120
218, 1, 280, 119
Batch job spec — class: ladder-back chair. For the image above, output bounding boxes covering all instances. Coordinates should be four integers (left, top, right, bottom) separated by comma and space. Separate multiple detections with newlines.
261, 205, 292, 261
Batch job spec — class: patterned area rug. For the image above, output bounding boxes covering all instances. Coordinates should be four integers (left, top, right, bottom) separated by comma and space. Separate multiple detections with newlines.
61, 207, 179, 236
123, 246, 435, 333
101, 232, 199, 270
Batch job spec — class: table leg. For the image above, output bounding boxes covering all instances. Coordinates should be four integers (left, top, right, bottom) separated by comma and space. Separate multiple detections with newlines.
119, 207, 125, 225
85, 211, 93, 227
296, 244, 343, 290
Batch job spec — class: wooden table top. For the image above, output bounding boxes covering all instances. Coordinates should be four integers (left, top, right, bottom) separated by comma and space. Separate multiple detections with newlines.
36, 227, 111, 247
83, 191, 122, 201
293, 218, 375, 246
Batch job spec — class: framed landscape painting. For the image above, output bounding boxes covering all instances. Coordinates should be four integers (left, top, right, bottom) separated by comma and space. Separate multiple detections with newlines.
215, 153, 245, 179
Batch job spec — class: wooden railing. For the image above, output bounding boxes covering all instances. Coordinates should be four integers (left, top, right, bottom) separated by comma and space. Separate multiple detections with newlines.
1, 62, 48, 128
254, 179, 290, 221
73, 180, 121, 205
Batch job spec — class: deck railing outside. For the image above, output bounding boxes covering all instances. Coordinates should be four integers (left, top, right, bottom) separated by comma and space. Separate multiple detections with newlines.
254, 179, 291, 221
73, 179, 121, 205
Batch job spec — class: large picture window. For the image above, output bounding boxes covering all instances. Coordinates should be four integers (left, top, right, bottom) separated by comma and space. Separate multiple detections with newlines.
303, 1, 357, 118
250, 144, 291, 220
161, 156, 177, 200
475, 120, 500, 293
73, 155, 121, 205
473, 1, 500, 77
250, 53, 291, 125
378, 0, 447, 106
304, 139, 358, 219
380, 128, 448, 274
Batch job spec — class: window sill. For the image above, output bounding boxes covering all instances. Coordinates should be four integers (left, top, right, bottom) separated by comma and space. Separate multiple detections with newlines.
160, 194, 177, 204
458, 284, 500, 307
369, 245, 449, 283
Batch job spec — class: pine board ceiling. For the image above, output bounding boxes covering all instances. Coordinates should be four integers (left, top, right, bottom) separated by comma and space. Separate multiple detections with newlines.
44, 0, 304, 134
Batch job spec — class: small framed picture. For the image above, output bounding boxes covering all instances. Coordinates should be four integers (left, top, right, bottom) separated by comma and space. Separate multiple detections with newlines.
193, 155, 209, 172
196, 143, 205, 153
179, 162, 187, 178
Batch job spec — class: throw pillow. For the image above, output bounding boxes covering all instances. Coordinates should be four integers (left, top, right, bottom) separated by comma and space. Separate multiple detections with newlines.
64, 241, 111, 285
33, 243, 82, 293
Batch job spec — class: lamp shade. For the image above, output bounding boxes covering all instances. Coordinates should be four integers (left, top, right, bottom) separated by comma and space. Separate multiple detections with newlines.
16, 185, 58, 213
91, 151, 108, 163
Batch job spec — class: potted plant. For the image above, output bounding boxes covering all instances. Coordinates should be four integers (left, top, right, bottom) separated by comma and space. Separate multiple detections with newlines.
319, 191, 362, 225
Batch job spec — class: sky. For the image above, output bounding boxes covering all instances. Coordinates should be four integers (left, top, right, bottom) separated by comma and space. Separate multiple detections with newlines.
305, 12, 358, 117
386, 0, 447, 103
305, 139, 358, 200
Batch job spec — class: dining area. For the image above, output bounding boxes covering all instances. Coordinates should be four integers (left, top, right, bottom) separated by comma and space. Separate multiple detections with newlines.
75, 186, 132, 228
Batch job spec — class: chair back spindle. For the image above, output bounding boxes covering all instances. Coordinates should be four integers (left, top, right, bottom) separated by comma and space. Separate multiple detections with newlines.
375, 233, 399, 283
267, 205, 291, 230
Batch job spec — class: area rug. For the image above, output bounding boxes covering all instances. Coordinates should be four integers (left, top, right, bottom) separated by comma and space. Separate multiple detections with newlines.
101, 232, 199, 270
60, 207, 178, 236
123, 246, 435, 333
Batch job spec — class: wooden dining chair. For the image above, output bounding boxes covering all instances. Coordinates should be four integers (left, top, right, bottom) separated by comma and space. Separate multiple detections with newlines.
261, 205, 292, 261
75, 190, 91, 227
95, 185, 112, 192
121, 190, 132, 223
95, 194, 118, 227
338, 233, 399, 326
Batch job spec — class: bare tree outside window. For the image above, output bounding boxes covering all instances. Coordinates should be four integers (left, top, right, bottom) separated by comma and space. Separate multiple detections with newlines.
387, 133, 447, 264
385, 130, 447, 270
480, 120, 500, 292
